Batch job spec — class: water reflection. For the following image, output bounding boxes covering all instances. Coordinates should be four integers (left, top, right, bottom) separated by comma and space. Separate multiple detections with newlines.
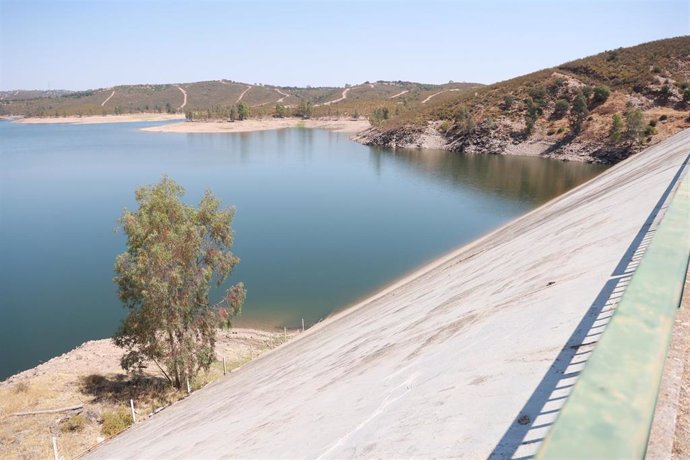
370, 148, 607, 204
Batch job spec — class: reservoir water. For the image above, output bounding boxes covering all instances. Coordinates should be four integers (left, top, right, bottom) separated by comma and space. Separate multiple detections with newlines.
0, 121, 606, 379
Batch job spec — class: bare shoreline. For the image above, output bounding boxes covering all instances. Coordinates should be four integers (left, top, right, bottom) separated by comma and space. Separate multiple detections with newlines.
140, 117, 371, 134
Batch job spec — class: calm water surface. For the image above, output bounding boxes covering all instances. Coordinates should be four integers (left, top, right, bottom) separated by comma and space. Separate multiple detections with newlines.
0, 121, 607, 379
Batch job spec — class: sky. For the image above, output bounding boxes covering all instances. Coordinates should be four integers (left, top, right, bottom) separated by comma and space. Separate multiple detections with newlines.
1, 0, 688, 90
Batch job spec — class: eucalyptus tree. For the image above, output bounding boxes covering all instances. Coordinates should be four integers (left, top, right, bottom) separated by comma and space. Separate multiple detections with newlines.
114, 177, 245, 388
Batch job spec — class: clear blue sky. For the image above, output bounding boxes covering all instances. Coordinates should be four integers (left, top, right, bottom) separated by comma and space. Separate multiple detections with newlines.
1, 0, 688, 90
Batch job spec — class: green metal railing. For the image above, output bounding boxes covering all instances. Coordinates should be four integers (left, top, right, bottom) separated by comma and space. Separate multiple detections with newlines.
537, 166, 690, 459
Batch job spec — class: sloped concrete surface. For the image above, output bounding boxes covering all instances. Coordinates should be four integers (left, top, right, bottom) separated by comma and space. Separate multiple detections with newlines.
88, 130, 690, 459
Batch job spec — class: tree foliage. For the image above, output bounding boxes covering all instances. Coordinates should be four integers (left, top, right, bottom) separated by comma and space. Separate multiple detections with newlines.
237, 102, 250, 120
113, 177, 245, 388
624, 105, 645, 144
569, 91, 589, 134
609, 113, 624, 142
295, 100, 313, 119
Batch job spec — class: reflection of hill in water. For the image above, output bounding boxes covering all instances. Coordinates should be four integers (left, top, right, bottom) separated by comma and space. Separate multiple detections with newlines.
370, 148, 608, 204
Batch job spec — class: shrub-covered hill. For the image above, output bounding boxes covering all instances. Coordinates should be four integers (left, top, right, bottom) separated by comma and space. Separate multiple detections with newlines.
359, 36, 690, 164
0, 79, 481, 120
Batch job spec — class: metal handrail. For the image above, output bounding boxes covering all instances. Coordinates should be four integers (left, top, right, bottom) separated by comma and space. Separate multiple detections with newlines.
537, 165, 690, 459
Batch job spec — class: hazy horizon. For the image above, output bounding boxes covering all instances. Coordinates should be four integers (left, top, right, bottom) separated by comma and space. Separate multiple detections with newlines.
1, 0, 689, 91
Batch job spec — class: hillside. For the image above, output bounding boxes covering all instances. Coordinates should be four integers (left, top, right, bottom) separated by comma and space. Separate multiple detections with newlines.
357, 36, 690, 163
0, 80, 481, 120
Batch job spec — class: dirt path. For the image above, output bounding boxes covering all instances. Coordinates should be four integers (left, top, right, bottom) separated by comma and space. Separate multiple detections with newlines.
389, 90, 409, 99
89, 130, 690, 459
100, 90, 115, 107
237, 85, 252, 103
175, 86, 187, 110
421, 88, 460, 104
317, 87, 351, 106
274, 88, 290, 103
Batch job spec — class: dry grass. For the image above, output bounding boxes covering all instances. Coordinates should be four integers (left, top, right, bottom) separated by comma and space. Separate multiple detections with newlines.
0, 328, 296, 459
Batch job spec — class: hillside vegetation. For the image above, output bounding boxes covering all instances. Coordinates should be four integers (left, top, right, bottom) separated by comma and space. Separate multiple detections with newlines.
0, 79, 480, 122
359, 36, 690, 163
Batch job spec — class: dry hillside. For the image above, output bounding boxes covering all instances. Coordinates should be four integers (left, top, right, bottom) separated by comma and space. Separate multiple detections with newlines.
358, 36, 690, 163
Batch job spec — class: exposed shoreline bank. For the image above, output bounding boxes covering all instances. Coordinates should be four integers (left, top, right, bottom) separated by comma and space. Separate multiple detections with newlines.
140, 117, 371, 134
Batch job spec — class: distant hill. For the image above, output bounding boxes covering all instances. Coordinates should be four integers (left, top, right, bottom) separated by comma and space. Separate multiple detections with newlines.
0, 80, 481, 120
358, 36, 690, 163
0, 90, 74, 101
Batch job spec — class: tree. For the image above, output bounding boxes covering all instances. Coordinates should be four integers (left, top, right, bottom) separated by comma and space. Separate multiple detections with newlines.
113, 177, 245, 389
274, 104, 287, 118
237, 102, 249, 120
609, 113, 624, 142
569, 92, 589, 134
624, 105, 645, 144
523, 97, 542, 135
295, 100, 313, 119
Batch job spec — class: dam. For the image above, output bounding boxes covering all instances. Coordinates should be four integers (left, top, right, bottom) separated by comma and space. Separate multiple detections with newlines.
88, 129, 690, 459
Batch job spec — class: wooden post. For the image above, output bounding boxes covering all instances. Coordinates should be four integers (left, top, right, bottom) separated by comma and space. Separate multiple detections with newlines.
301, 318, 305, 332
130, 399, 136, 423
223, 357, 226, 375
52, 436, 59, 460
284, 326, 287, 340
186, 377, 191, 394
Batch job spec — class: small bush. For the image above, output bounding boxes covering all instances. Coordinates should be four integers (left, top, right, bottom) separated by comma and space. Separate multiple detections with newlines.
649, 119, 657, 127
592, 85, 611, 104
13, 382, 29, 393
659, 114, 668, 121
552, 99, 570, 119
101, 408, 133, 437
61, 413, 86, 433
557, 127, 565, 134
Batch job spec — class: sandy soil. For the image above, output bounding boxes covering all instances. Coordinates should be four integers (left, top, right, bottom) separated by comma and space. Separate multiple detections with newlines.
0, 328, 295, 459
140, 117, 371, 134
89, 129, 690, 458
12, 113, 185, 125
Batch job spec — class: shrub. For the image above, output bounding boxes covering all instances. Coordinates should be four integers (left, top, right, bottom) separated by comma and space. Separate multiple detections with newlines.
552, 99, 570, 119
528, 85, 547, 104
13, 382, 29, 393
453, 105, 474, 132
649, 119, 657, 127
61, 413, 86, 433
101, 408, 133, 437
501, 95, 514, 111
557, 126, 565, 134
592, 85, 611, 104
659, 114, 668, 121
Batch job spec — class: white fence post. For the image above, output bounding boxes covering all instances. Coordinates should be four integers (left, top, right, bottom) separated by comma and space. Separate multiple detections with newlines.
52, 436, 59, 460
301, 318, 305, 332
130, 399, 136, 423
223, 357, 227, 375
